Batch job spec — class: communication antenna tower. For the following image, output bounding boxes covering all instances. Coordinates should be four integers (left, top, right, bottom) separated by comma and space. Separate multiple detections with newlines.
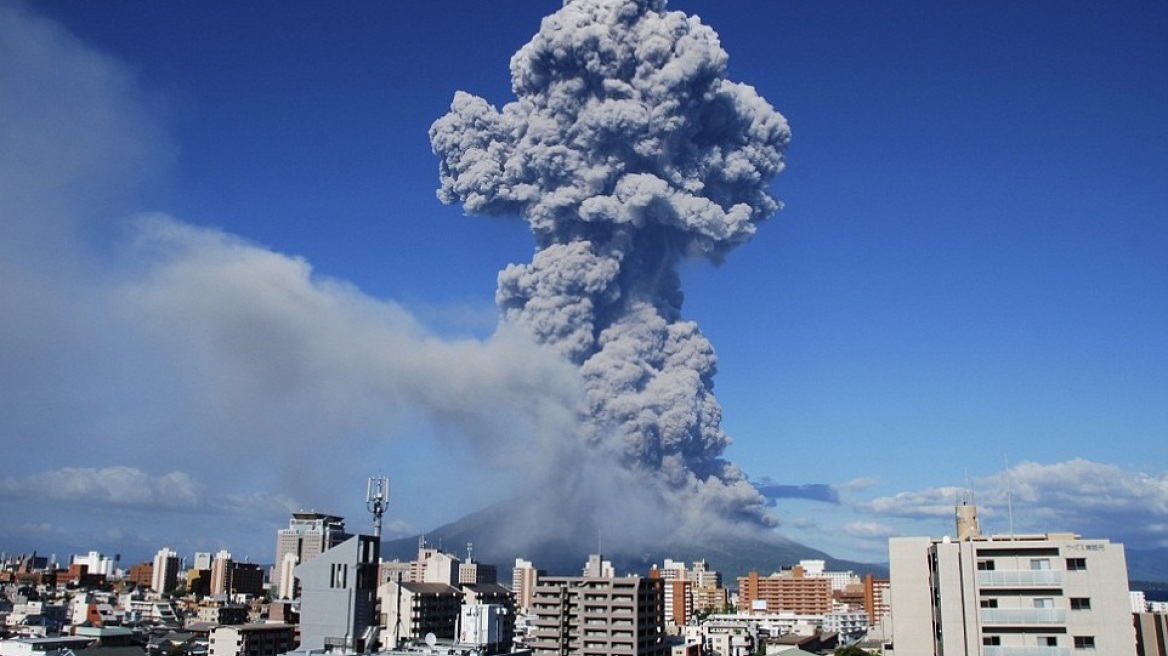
1004, 453, 1015, 539
366, 474, 390, 539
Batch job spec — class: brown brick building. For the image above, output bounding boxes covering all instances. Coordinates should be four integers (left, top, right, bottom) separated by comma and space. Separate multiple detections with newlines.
737, 565, 832, 615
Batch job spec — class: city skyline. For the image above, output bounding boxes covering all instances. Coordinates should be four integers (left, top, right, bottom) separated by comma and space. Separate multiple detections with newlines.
1, 0, 1165, 564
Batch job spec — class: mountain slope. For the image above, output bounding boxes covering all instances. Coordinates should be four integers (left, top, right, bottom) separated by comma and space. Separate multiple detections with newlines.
382, 499, 888, 583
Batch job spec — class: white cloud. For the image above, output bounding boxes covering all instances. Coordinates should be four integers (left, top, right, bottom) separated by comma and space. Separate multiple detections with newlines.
838, 477, 880, 493
861, 486, 966, 519
860, 459, 1168, 548
1, 467, 202, 510
842, 521, 896, 539
0, 2, 586, 562
787, 517, 818, 530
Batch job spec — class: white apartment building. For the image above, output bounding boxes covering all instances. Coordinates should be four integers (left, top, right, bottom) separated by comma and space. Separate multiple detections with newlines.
0, 637, 95, 656
890, 523, 1136, 656
122, 599, 179, 625
152, 547, 181, 594
193, 551, 213, 570
71, 551, 115, 577
788, 559, 857, 592
823, 609, 870, 642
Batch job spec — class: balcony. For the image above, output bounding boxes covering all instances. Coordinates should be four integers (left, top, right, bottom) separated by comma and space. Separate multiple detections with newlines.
980, 608, 1066, 625
983, 647, 1069, 656
977, 570, 1063, 587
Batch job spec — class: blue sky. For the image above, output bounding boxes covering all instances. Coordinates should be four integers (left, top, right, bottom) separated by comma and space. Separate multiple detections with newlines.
1, 0, 1165, 567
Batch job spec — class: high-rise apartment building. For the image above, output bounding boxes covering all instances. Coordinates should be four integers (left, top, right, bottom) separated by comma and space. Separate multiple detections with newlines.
207, 550, 263, 597
511, 558, 543, 613
210, 550, 232, 596
529, 554, 666, 656
380, 581, 463, 645
862, 573, 890, 628
411, 544, 461, 585
690, 560, 721, 589
1135, 612, 1168, 656
460, 561, 498, 585
652, 559, 727, 625
737, 565, 833, 615
128, 561, 154, 589
889, 500, 1137, 656
274, 512, 348, 599
152, 547, 181, 594
655, 560, 690, 627
690, 560, 727, 616
71, 551, 116, 577
193, 552, 213, 570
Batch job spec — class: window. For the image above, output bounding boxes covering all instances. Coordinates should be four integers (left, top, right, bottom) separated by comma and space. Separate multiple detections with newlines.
977, 560, 996, 571
1074, 636, 1095, 650
1070, 597, 1091, 610
1030, 558, 1051, 570
982, 637, 1001, 646
1034, 597, 1053, 609
1038, 636, 1058, 647
980, 599, 998, 608
1066, 557, 1087, 571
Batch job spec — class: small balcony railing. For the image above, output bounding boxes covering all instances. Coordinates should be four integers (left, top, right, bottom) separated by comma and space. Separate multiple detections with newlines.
980, 608, 1066, 625
983, 646, 1070, 656
977, 570, 1063, 587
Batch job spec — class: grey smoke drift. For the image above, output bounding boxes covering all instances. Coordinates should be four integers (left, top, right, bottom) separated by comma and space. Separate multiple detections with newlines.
431, 0, 789, 532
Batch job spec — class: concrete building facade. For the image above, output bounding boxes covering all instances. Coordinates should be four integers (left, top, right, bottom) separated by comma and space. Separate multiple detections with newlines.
71, 552, 115, 578
1134, 612, 1168, 656
128, 561, 154, 589
295, 534, 381, 653
528, 554, 666, 656
274, 511, 349, 600
377, 579, 515, 652
511, 559, 542, 613
863, 573, 890, 628
208, 623, 296, 656
379, 581, 463, 646
889, 532, 1137, 656
737, 567, 833, 616
210, 550, 233, 597
459, 561, 498, 585
152, 547, 181, 594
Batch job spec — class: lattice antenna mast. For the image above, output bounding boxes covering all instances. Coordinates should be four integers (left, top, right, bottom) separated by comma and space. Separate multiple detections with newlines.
366, 474, 390, 539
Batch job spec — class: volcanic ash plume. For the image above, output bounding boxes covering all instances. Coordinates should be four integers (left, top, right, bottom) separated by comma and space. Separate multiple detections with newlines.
430, 0, 789, 529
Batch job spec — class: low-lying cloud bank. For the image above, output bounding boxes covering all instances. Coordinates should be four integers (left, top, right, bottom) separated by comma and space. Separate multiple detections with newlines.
758, 460, 1167, 564
860, 459, 1168, 549
0, 1, 591, 559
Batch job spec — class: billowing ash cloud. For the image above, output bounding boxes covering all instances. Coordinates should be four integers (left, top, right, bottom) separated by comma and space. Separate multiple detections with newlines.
431, 0, 790, 529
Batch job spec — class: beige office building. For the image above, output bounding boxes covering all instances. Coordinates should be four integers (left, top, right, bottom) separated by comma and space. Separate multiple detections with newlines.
208, 623, 295, 656
274, 511, 348, 599
889, 508, 1136, 656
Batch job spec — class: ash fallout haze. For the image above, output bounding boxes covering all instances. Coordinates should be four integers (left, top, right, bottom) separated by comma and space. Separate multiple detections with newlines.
1, 0, 1166, 567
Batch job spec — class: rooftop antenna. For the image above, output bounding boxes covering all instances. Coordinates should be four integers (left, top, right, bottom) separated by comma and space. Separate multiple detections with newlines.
466, 542, 473, 563
1004, 453, 1015, 539
366, 474, 390, 539
955, 473, 980, 541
